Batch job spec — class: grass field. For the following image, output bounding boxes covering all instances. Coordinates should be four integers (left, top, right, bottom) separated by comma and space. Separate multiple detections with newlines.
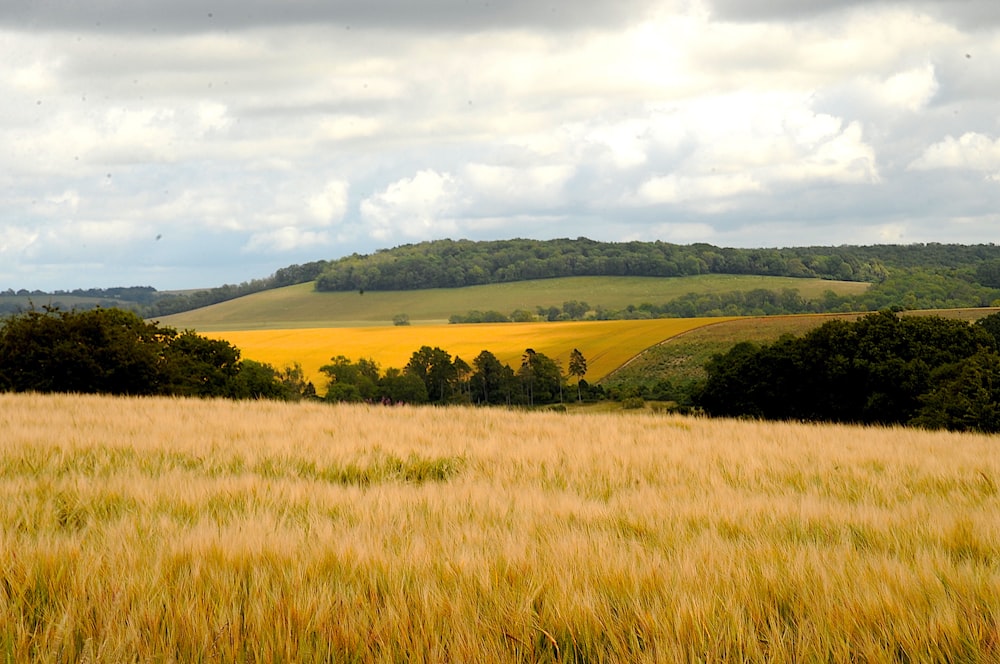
206, 318, 730, 388
1, 393, 997, 662
155, 275, 869, 330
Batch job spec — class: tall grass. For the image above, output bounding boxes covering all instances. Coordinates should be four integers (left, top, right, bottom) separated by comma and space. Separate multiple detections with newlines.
1, 393, 997, 662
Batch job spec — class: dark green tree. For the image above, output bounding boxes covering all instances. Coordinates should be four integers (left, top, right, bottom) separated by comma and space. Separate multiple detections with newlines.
913, 349, 1000, 432
518, 348, 564, 405
320, 355, 380, 402
470, 350, 511, 405
377, 367, 429, 404
568, 348, 588, 401
0, 306, 171, 395
405, 346, 458, 403
161, 330, 242, 397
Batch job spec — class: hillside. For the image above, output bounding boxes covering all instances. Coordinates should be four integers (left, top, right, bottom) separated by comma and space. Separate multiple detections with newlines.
9, 239, 1000, 319
155, 274, 869, 331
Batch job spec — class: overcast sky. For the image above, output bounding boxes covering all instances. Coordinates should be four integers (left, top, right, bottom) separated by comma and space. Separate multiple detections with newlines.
3, 0, 1000, 290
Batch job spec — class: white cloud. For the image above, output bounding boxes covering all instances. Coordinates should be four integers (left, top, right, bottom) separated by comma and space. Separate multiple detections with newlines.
910, 132, 1000, 173
463, 163, 573, 207
877, 64, 939, 112
243, 227, 332, 253
308, 180, 349, 225
637, 172, 763, 212
0, 225, 39, 255
359, 170, 461, 241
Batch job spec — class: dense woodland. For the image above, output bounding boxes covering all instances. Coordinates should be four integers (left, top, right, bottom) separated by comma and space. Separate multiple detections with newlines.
0, 307, 314, 401
697, 311, 1000, 433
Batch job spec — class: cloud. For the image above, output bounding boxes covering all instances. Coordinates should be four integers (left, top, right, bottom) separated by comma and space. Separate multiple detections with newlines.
637, 173, 763, 209
3, 0, 1000, 290
243, 227, 332, 253
359, 170, 461, 241
707, 0, 1000, 28
0, 0, 664, 33
308, 180, 350, 225
463, 163, 574, 208
910, 132, 1000, 174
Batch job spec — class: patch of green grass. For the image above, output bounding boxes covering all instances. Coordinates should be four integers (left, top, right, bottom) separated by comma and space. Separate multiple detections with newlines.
155, 276, 869, 331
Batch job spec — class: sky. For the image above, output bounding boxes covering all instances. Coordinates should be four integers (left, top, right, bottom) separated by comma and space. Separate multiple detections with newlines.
2, 0, 1000, 291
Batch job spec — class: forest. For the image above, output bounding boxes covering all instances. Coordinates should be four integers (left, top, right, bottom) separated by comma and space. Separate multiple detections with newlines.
696, 310, 1000, 432
312, 237, 1000, 292
0, 307, 313, 401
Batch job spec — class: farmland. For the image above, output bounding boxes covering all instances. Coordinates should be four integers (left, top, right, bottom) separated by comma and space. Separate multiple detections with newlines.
155, 275, 869, 330
205, 318, 732, 387
1, 393, 997, 662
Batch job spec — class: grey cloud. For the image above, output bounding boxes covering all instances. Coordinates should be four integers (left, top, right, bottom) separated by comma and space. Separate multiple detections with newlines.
708, 0, 1000, 28
0, 0, 660, 34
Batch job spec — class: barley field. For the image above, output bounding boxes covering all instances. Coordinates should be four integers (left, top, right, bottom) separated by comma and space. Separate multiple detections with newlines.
207, 318, 726, 388
1, 393, 998, 662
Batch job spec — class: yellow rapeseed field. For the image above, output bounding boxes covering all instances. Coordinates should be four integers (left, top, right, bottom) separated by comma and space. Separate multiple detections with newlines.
207, 318, 725, 389
1, 393, 998, 662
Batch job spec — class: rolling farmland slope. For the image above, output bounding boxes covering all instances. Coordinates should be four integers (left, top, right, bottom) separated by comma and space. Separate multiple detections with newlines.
155, 275, 868, 330
206, 318, 731, 388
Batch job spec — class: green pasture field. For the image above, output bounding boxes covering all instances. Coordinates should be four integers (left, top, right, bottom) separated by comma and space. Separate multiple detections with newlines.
154, 275, 869, 331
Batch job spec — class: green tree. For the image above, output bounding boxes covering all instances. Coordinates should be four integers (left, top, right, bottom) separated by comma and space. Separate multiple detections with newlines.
405, 346, 458, 403
161, 330, 242, 397
227, 360, 290, 400
913, 349, 1000, 432
0, 306, 171, 395
470, 350, 511, 405
377, 367, 429, 404
518, 348, 564, 405
568, 348, 588, 401
276, 362, 317, 401
320, 355, 379, 402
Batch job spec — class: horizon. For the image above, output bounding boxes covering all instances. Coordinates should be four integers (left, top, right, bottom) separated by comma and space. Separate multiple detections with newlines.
5, 236, 1000, 294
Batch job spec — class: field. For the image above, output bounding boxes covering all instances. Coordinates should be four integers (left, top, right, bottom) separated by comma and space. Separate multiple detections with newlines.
1, 393, 998, 662
206, 318, 732, 387
155, 275, 869, 330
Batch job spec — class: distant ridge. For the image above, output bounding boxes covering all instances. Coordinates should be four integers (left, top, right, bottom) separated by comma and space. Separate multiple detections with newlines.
5, 238, 1000, 318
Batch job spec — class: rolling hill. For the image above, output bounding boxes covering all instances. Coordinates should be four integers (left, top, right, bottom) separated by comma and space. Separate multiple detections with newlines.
154, 274, 869, 331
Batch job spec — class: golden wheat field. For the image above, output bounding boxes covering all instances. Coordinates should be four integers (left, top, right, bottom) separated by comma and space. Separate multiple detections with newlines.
1, 393, 998, 662
207, 318, 726, 389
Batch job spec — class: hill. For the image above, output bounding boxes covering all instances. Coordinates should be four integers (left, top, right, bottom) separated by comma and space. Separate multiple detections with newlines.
155, 275, 869, 331
8, 239, 1000, 319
